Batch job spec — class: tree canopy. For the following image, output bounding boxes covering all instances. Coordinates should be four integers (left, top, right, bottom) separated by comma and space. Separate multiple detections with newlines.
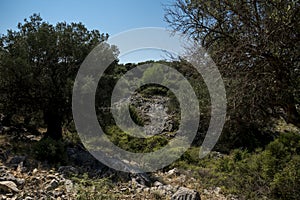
165, 0, 300, 147
0, 14, 117, 139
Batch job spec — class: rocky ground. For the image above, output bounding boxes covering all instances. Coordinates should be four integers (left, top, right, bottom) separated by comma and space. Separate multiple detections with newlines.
0, 128, 238, 200
0, 162, 233, 200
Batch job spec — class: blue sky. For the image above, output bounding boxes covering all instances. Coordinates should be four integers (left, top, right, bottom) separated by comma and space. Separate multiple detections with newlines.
0, 0, 175, 63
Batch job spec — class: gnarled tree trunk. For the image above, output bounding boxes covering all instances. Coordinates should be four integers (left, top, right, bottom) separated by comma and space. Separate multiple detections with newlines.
283, 102, 300, 128
44, 109, 63, 140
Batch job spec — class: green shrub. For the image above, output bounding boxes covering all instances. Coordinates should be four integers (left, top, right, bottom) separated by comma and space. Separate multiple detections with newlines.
213, 132, 300, 199
106, 125, 169, 153
141, 63, 164, 83
151, 190, 164, 200
72, 174, 116, 200
139, 85, 168, 96
152, 132, 300, 199
33, 137, 67, 164
232, 149, 248, 162
63, 130, 81, 145
271, 155, 300, 200
216, 156, 235, 173
128, 105, 144, 126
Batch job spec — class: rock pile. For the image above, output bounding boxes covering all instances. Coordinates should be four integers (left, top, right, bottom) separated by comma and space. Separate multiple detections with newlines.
0, 159, 240, 200
0, 161, 77, 200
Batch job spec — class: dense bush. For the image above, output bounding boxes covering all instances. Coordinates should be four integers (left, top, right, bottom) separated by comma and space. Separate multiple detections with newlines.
33, 137, 67, 164
128, 105, 144, 126
72, 174, 115, 200
215, 132, 300, 199
271, 155, 300, 199
170, 132, 300, 199
105, 125, 169, 153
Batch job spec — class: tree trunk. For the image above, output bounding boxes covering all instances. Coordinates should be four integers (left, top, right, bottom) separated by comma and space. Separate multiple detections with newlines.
283, 103, 300, 128
44, 109, 63, 140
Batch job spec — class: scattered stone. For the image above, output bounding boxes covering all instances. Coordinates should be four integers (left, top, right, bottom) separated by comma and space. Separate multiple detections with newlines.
0, 165, 8, 173
0, 172, 16, 182
47, 174, 59, 180
203, 189, 209, 195
136, 187, 143, 193
0, 172, 24, 187
153, 181, 163, 187
58, 166, 79, 177
214, 187, 221, 195
32, 168, 38, 175
64, 179, 73, 193
7, 156, 26, 167
131, 173, 151, 186
45, 179, 59, 191
0, 181, 19, 193
171, 187, 201, 200
17, 161, 26, 173
120, 187, 128, 192
163, 184, 175, 192
167, 168, 178, 176
15, 178, 25, 187
52, 189, 63, 197
10, 196, 18, 200
175, 174, 186, 183
66, 146, 105, 170
143, 187, 150, 193
209, 151, 223, 159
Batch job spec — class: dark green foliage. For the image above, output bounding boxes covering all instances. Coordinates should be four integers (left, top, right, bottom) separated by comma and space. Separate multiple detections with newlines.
217, 122, 276, 153
216, 132, 300, 199
105, 126, 168, 153
169, 132, 300, 199
165, 0, 300, 150
0, 14, 116, 139
139, 84, 169, 97
33, 137, 67, 164
128, 105, 144, 126
71, 174, 116, 200
271, 155, 300, 200
140, 63, 164, 83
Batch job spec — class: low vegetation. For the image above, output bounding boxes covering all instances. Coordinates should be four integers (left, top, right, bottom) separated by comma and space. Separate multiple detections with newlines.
169, 131, 300, 199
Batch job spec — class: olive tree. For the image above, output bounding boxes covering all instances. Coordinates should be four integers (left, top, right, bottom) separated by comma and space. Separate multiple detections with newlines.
0, 14, 117, 139
165, 0, 300, 148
